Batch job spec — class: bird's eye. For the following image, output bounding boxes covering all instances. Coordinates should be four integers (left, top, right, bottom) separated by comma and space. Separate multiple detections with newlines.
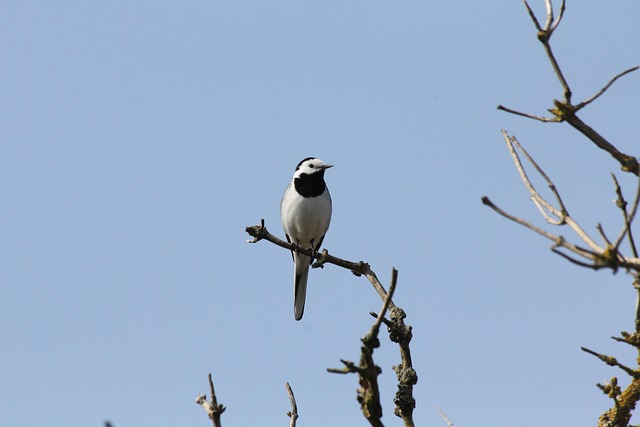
309, 164, 315, 168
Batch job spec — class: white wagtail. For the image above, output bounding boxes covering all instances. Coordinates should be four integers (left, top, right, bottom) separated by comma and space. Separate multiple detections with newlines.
280, 157, 333, 321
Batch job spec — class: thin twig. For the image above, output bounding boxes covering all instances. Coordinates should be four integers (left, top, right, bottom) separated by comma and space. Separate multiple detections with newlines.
597, 223, 613, 248
612, 174, 640, 256
550, 0, 566, 31
551, 246, 604, 270
575, 66, 640, 111
543, 0, 554, 30
522, 0, 542, 31
285, 382, 298, 427
496, 105, 558, 122
482, 196, 594, 259
502, 131, 603, 253
510, 134, 567, 216
635, 276, 640, 336
581, 347, 639, 378
369, 269, 398, 338
436, 407, 455, 427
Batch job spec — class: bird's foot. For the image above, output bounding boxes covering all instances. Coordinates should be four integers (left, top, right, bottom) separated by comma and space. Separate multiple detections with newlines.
311, 249, 329, 269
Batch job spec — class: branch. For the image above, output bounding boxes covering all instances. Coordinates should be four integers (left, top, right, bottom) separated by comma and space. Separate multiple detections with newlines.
247, 219, 367, 274
499, 3, 640, 176
326, 270, 398, 427
484, 131, 640, 273
611, 331, 640, 349
482, 195, 601, 265
581, 347, 639, 378
524, 0, 571, 101
496, 105, 558, 123
195, 373, 226, 427
388, 315, 417, 424
247, 221, 416, 426
436, 407, 455, 427
285, 382, 298, 427
560, 112, 640, 176
503, 131, 567, 225
595, 376, 639, 427
501, 131, 603, 252
611, 174, 640, 257
575, 66, 640, 111
246, 220, 394, 304
367, 269, 398, 341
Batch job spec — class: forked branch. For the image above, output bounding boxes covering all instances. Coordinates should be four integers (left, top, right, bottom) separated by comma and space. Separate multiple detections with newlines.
492, 2, 640, 426
483, 132, 640, 273
195, 373, 226, 427
246, 222, 417, 426
497, 0, 639, 175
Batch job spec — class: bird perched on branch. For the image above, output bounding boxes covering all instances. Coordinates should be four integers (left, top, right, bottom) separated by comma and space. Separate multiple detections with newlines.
280, 157, 333, 320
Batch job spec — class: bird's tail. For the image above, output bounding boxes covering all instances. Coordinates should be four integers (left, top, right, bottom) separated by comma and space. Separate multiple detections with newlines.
294, 253, 311, 321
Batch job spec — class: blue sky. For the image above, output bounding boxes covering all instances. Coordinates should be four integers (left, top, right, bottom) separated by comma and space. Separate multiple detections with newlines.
1, 2, 639, 426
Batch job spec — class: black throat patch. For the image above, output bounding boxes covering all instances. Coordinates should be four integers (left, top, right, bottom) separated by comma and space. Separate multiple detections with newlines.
294, 171, 327, 198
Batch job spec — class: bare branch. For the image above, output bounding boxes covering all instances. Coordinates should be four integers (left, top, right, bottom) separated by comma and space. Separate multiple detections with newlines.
501, 131, 606, 253
247, 224, 416, 426
611, 331, 640, 349
437, 407, 456, 427
328, 325, 384, 427
596, 377, 640, 426
612, 174, 640, 257
495, 2, 640, 425
327, 359, 359, 375
550, 0, 566, 31
496, 104, 558, 122
551, 246, 604, 271
285, 382, 298, 427
367, 269, 398, 341
581, 347, 639, 379
560, 111, 640, 176
246, 220, 368, 276
507, 132, 569, 221
522, 0, 543, 31
195, 373, 226, 427
635, 276, 640, 335
482, 196, 585, 254
575, 66, 639, 111
597, 223, 614, 248
246, 220, 398, 306
523, 0, 573, 102
324, 268, 417, 427
543, 0, 554, 30
483, 190, 640, 272
499, 3, 640, 177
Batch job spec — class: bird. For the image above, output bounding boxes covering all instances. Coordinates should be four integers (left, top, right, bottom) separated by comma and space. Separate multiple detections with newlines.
280, 157, 333, 320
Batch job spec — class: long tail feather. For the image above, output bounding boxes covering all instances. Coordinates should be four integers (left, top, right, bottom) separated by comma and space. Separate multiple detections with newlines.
293, 253, 311, 321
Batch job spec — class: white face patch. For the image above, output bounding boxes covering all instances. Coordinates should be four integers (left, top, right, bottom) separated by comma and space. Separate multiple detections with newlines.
294, 158, 328, 178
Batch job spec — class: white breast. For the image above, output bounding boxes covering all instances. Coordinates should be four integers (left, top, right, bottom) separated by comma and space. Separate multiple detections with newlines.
281, 184, 332, 249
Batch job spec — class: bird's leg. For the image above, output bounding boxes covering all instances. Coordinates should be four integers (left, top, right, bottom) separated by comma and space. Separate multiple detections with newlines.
311, 249, 328, 269
292, 242, 304, 255
309, 238, 318, 262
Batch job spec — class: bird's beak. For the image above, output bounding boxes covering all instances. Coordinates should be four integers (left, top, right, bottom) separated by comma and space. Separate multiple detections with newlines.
321, 164, 334, 170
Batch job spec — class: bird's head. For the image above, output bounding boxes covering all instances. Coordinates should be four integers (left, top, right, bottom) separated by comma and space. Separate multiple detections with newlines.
293, 157, 333, 179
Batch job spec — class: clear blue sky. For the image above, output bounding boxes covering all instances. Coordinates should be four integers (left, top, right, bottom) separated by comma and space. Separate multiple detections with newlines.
1, 2, 639, 426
